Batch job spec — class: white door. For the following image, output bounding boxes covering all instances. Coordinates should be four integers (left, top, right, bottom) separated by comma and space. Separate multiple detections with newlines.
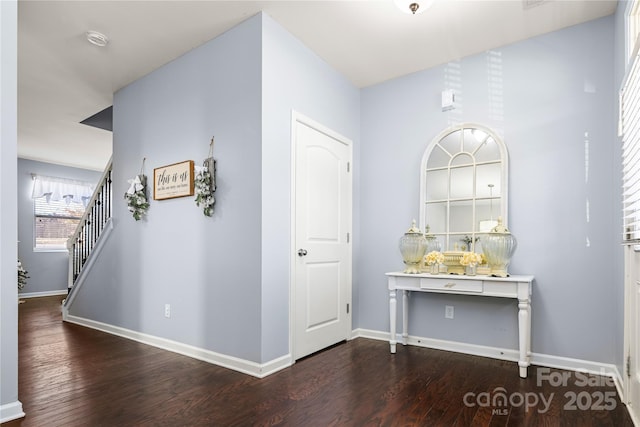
624, 246, 640, 420
292, 113, 352, 360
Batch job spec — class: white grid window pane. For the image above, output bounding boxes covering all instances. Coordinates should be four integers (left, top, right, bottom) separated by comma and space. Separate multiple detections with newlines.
34, 197, 85, 250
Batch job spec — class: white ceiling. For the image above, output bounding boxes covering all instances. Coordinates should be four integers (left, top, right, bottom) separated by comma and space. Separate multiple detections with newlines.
18, 0, 617, 171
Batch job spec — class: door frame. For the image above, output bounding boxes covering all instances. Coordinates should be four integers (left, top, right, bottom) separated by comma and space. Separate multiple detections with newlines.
624, 244, 631, 401
289, 110, 353, 360
624, 244, 640, 424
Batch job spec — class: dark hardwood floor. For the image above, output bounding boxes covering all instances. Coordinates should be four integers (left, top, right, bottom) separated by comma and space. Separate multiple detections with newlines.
2, 296, 634, 426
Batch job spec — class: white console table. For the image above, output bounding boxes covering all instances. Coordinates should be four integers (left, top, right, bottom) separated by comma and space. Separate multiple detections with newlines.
386, 272, 534, 378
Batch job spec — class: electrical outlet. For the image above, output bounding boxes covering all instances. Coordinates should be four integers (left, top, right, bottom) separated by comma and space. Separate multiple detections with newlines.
445, 305, 454, 319
164, 304, 171, 318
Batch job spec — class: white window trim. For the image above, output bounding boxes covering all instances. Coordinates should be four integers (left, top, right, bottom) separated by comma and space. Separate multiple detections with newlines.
621, 0, 640, 248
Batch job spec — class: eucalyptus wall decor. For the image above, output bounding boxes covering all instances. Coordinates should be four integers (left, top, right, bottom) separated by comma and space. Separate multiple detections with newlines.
194, 137, 216, 217
125, 158, 150, 221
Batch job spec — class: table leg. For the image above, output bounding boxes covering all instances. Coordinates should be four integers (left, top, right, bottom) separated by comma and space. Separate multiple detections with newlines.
402, 290, 409, 345
389, 289, 397, 353
527, 299, 532, 361
518, 297, 531, 378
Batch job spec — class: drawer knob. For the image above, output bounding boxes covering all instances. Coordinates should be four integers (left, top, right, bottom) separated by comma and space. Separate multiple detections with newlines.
444, 283, 456, 288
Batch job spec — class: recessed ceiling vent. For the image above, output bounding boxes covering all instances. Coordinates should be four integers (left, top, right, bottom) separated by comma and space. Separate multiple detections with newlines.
86, 30, 109, 47
523, 0, 547, 9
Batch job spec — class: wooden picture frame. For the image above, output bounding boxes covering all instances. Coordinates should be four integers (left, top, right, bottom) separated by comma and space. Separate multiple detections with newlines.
153, 160, 195, 200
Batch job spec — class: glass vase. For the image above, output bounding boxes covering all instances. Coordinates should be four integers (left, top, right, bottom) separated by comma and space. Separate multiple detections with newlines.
465, 264, 477, 276
424, 225, 441, 253
399, 220, 427, 274
482, 218, 517, 277
430, 263, 439, 275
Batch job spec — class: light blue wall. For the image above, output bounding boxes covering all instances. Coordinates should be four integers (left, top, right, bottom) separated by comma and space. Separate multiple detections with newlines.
69, 13, 361, 364
260, 14, 360, 361
359, 16, 618, 364
67, 10, 621, 369
17, 159, 101, 295
70, 14, 264, 362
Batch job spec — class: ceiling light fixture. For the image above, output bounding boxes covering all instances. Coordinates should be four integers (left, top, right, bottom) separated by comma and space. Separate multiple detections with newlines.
395, 0, 434, 15
86, 31, 109, 47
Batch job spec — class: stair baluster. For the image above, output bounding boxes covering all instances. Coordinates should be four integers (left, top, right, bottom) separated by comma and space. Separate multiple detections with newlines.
67, 159, 113, 292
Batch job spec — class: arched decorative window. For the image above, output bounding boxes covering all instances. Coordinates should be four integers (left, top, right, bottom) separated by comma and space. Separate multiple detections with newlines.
420, 123, 508, 253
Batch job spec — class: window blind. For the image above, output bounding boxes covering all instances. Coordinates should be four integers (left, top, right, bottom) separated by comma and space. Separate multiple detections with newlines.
622, 45, 640, 244
34, 197, 86, 250
32, 175, 93, 250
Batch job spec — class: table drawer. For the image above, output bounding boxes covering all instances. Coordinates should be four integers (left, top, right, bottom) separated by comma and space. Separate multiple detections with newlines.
420, 278, 483, 293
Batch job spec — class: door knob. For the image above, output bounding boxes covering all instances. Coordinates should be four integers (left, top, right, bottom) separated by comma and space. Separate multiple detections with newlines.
298, 249, 308, 257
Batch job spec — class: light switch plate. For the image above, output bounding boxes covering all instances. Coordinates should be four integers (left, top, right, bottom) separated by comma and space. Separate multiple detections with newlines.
442, 89, 455, 111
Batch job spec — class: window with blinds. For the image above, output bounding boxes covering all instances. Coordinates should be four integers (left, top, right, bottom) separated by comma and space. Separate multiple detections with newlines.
31, 175, 94, 251
34, 197, 86, 251
622, 37, 640, 244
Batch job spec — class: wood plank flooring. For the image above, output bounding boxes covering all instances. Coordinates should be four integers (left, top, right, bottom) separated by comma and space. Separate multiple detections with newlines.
2, 296, 634, 426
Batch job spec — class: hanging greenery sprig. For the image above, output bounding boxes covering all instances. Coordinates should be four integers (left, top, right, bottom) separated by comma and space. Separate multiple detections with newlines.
124, 158, 150, 221
17, 259, 29, 290
194, 166, 214, 216
194, 137, 216, 217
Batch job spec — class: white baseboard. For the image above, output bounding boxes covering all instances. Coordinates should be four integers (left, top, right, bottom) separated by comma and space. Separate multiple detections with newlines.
52, 318, 627, 389
628, 404, 640, 427
19, 289, 67, 299
353, 328, 625, 388
355, 327, 520, 360
0, 400, 25, 423
64, 314, 293, 378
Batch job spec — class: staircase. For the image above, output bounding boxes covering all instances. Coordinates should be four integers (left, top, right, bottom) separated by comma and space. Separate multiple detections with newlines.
64, 158, 113, 310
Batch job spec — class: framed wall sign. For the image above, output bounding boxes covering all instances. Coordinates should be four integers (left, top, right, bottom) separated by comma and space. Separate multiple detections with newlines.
153, 160, 195, 200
